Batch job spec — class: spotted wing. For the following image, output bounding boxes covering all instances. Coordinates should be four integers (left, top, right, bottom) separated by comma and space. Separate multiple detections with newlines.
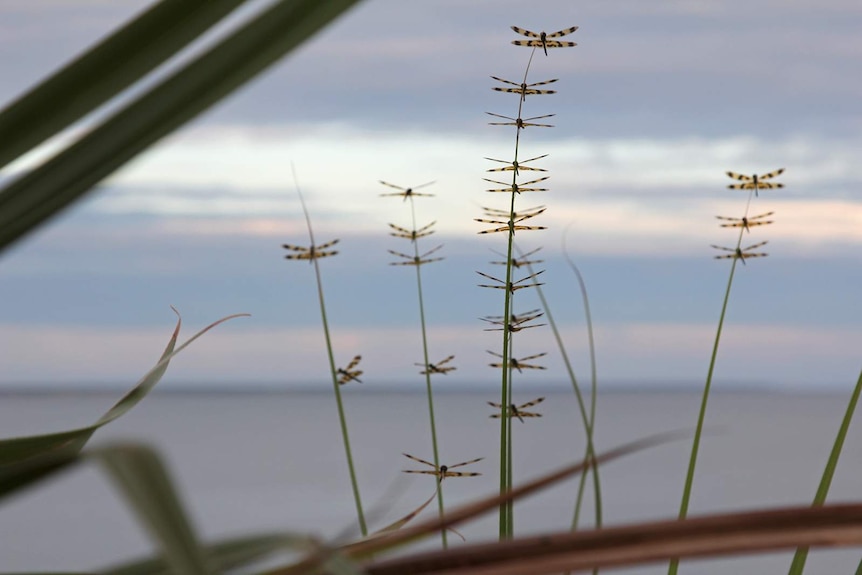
528, 79, 558, 88
492, 87, 557, 96
388, 223, 412, 235
402, 453, 436, 469
519, 120, 555, 128
543, 40, 577, 48
436, 355, 455, 367
476, 271, 505, 286
742, 241, 769, 252
728, 182, 784, 190
416, 220, 437, 235
447, 457, 484, 470
512, 40, 544, 48
725, 171, 752, 182
759, 168, 785, 180
711, 245, 736, 253
547, 26, 579, 38
388, 249, 413, 262
518, 397, 546, 410
511, 26, 540, 38
282, 243, 311, 252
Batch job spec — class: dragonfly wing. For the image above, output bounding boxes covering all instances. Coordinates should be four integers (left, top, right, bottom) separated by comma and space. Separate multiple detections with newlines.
547, 26, 579, 38
726, 171, 751, 181
511, 25, 540, 38
448, 457, 484, 469
544, 40, 577, 48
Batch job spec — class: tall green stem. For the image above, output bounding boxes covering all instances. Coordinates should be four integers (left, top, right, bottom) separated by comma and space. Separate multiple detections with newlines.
408, 196, 447, 548
668, 191, 755, 574
293, 168, 366, 536
314, 259, 367, 536
788, 367, 862, 574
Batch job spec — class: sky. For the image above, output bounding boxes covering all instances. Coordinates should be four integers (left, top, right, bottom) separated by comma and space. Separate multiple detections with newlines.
0, 0, 860, 391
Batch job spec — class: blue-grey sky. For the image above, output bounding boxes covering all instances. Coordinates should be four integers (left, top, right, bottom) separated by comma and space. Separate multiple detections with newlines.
0, 0, 860, 390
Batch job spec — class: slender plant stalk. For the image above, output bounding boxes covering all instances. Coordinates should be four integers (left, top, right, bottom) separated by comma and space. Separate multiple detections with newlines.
788, 366, 862, 574
312, 258, 367, 537
518, 241, 602, 533
407, 195, 448, 548
496, 50, 536, 539
668, 190, 757, 575
292, 170, 366, 537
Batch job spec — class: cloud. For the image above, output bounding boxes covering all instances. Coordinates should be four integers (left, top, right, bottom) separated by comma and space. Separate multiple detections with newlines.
14, 124, 851, 256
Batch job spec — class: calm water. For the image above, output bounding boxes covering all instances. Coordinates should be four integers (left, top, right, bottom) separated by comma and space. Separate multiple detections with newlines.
1, 390, 861, 573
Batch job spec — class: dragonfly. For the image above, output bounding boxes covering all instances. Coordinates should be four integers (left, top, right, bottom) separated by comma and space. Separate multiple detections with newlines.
415, 355, 456, 375
481, 310, 546, 332
477, 270, 545, 293
482, 308, 543, 326
484, 176, 550, 194
475, 209, 547, 235
389, 221, 436, 242
489, 247, 544, 268
486, 112, 555, 129
389, 244, 444, 266
487, 351, 547, 373
488, 397, 546, 423
711, 241, 769, 264
715, 211, 775, 232
379, 180, 436, 202
511, 25, 579, 56
481, 204, 546, 218
282, 239, 339, 263
337, 355, 362, 385
485, 154, 548, 176
490, 76, 557, 101
725, 169, 784, 197
402, 453, 483, 482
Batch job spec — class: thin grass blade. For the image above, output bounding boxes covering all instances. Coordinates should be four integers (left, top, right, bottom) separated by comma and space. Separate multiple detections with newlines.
363, 503, 862, 575
0, 311, 248, 468
371, 487, 439, 536
788, 366, 862, 574
0, 0, 247, 169
105, 533, 316, 575
0, 443, 208, 575
0, 0, 361, 252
